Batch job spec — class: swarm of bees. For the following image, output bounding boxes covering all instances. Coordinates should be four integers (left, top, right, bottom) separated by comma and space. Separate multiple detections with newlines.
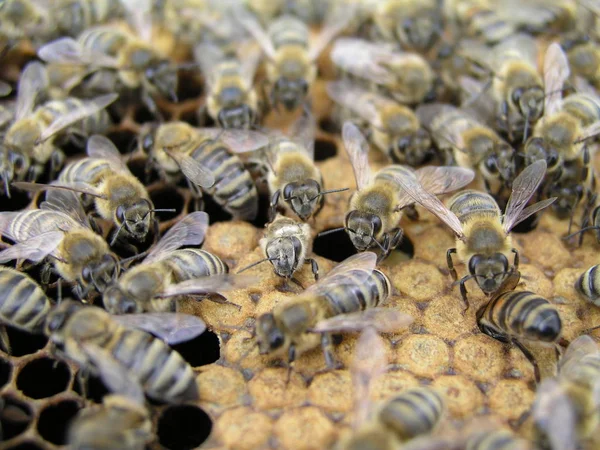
1, 0, 600, 449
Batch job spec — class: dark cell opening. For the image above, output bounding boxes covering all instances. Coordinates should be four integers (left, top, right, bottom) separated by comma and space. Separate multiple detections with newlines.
4, 442, 46, 450
107, 129, 138, 155
313, 229, 356, 262
170, 329, 219, 368
1, 189, 31, 212
4, 326, 48, 357
127, 157, 157, 185
1, 396, 34, 441
180, 109, 200, 127
0, 356, 11, 389
511, 212, 540, 234
37, 400, 81, 445
157, 405, 212, 450
16, 357, 71, 399
134, 105, 155, 124
196, 106, 215, 128
150, 186, 184, 221
177, 71, 204, 101
193, 192, 232, 224
313, 139, 337, 161
73, 372, 110, 404
319, 117, 340, 135
395, 234, 415, 259
250, 193, 271, 230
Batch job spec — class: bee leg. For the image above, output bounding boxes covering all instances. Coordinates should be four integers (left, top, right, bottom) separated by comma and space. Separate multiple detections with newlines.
49, 148, 65, 179
40, 261, 54, 287
511, 338, 540, 383
511, 248, 519, 270
500, 101, 513, 142
269, 190, 281, 223
205, 293, 242, 311
446, 248, 458, 281
286, 344, 296, 385
378, 234, 392, 263
142, 90, 163, 122
404, 205, 419, 221
77, 369, 89, 400
321, 333, 342, 371
0, 325, 11, 355
458, 277, 470, 311
305, 258, 319, 280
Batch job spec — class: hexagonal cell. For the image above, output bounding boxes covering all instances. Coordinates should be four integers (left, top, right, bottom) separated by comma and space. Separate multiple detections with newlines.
37, 399, 82, 445
314, 139, 338, 161
16, 357, 71, 399
0, 395, 34, 441
313, 230, 356, 262
2, 189, 30, 212
171, 329, 219, 368
150, 186, 185, 221
4, 326, 48, 357
0, 356, 12, 389
107, 129, 138, 155
157, 404, 212, 450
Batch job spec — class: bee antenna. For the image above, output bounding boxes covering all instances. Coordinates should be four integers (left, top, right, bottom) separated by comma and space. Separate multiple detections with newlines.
109, 221, 127, 247
317, 227, 346, 237
310, 187, 349, 201
563, 226, 600, 239
1, 171, 10, 198
522, 112, 531, 144
237, 257, 278, 273
370, 236, 387, 253
119, 251, 149, 266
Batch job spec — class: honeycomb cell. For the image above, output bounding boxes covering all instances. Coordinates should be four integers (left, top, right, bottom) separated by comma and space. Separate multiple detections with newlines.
396, 334, 451, 378
431, 375, 486, 419
4, 442, 46, 450
214, 406, 273, 450
0, 356, 12, 389
107, 129, 137, 154
37, 399, 82, 445
4, 327, 47, 357
422, 295, 472, 341
274, 406, 337, 450
312, 229, 356, 262
73, 372, 110, 403
391, 260, 447, 301
248, 367, 306, 410
197, 365, 247, 407
150, 186, 185, 221
488, 379, 535, 421
517, 231, 572, 273
16, 357, 71, 399
370, 371, 420, 402
454, 335, 506, 382
314, 138, 338, 161
171, 329, 220, 368
157, 404, 212, 450
0, 396, 33, 441
308, 370, 353, 412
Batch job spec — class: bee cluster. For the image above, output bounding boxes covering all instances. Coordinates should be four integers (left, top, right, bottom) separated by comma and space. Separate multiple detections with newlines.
1, 0, 600, 449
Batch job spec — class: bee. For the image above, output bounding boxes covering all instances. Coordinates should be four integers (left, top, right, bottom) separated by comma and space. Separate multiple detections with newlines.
327, 82, 433, 167
416, 103, 517, 200
239, 213, 317, 282
254, 252, 413, 373
575, 264, 600, 306
237, 8, 354, 111
102, 211, 247, 314
0, 0, 48, 44
15, 135, 165, 248
370, 0, 444, 53
0, 267, 52, 353
339, 327, 443, 450
140, 121, 268, 221
44, 300, 207, 403
0, 189, 119, 298
45, 0, 125, 39
338, 122, 474, 262
1, 62, 118, 196
394, 158, 554, 307
194, 42, 261, 129
466, 429, 531, 450
330, 38, 435, 106
476, 271, 562, 382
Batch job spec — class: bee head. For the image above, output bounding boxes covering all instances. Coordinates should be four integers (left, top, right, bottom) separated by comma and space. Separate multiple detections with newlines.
102, 284, 141, 315
283, 179, 322, 221
274, 77, 308, 111
468, 253, 510, 294
397, 12, 441, 52
396, 128, 433, 166
265, 237, 301, 278
115, 199, 153, 242
345, 210, 382, 252
145, 59, 178, 102
44, 300, 83, 339
217, 104, 255, 129
523, 137, 561, 173
255, 313, 285, 355
548, 182, 584, 220
513, 86, 544, 122
0, 149, 29, 196
81, 254, 120, 294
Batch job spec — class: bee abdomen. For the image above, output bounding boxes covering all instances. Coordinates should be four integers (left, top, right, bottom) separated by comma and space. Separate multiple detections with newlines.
378, 387, 444, 441
466, 430, 524, 450
325, 269, 390, 316
59, 158, 111, 184
166, 249, 228, 282
0, 268, 50, 333
448, 190, 500, 223
562, 93, 600, 127
576, 264, 600, 305
376, 165, 416, 185
269, 16, 309, 48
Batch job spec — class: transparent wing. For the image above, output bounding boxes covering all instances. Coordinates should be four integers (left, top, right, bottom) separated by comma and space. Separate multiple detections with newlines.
86, 133, 129, 172
326, 81, 382, 127
234, 7, 276, 59
342, 121, 372, 190
0, 209, 76, 242
559, 335, 600, 376
289, 112, 316, 159
304, 252, 377, 296
308, 3, 356, 61
415, 166, 475, 196
158, 274, 259, 297
393, 173, 465, 239
15, 61, 48, 121
193, 43, 225, 87
502, 160, 548, 233
37, 37, 119, 68
577, 121, 600, 143
350, 327, 387, 428
163, 148, 215, 188
143, 212, 209, 263
0, 231, 64, 263
112, 313, 206, 345
81, 343, 145, 405
544, 43, 570, 117
492, 33, 538, 69
195, 128, 269, 153
12, 181, 105, 199
40, 189, 90, 228
312, 308, 413, 334
238, 42, 263, 87
330, 38, 396, 85
121, 0, 153, 42
0, 81, 11, 97
39, 94, 118, 143
532, 379, 577, 450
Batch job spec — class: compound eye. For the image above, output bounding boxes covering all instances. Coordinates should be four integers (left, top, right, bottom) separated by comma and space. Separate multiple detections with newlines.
82, 266, 92, 283
485, 156, 498, 173
116, 206, 126, 222
283, 184, 295, 200
372, 215, 382, 234
511, 88, 524, 104
269, 333, 284, 349
468, 255, 482, 274
547, 150, 559, 167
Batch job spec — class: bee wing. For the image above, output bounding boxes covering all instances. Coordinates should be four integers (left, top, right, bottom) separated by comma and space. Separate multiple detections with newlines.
289, 112, 316, 159
12, 181, 106, 199
350, 327, 387, 428
158, 274, 259, 298
330, 38, 397, 85
415, 166, 475, 196
238, 41, 263, 87
15, 62, 48, 121
38, 37, 119, 68
577, 120, 600, 143
112, 313, 207, 345
40, 189, 91, 228
163, 149, 215, 188
80, 343, 145, 405
308, 3, 356, 61
543, 43, 570, 117
86, 133, 130, 172
143, 212, 209, 264
304, 252, 378, 296
532, 379, 577, 450
234, 7, 276, 59
39, 94, 118, 143
502, 160, 549, 233
0, 231, 64, 263
493, 33, 538, 69
393, 173, 465, 239
195, 128, 269, 153
121, 0, 154, 42
326, 81, 383, 128
342, 121, 372, 190
193, 43, 225, 88
0, 81, 11, 97
312, 308, 413, 334
559, 335, 600, 376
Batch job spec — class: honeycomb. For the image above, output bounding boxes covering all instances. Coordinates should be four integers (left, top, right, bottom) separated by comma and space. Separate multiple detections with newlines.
1, 12, 600, 450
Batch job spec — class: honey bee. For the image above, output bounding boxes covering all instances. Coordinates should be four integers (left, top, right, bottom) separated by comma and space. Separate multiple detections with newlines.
328, 82, 433, 166
338, 122, 474, 262
465, 429, 531, 450
0, 189, 119, 298
15, 135, 163, 248
254, 252, 412, 373
0, 0, 48, 44
237, 7, 354, 111
476, 271, 562, 382
102, 211, 248, 314
575, 264, 600, 305
45, 0, 125, 39
416, 103, 517, 200
0, 267, 52, 354
140, 121, 268, 221
339, 327, 443, 450
194, 42, 261, 129
44, 299, 207, 403
394, 159, 554, 307
1, 62, 118, 196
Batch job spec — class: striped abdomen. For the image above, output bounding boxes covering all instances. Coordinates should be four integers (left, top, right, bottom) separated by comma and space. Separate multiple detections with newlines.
323, 269, 391, 317
375, 164, 416, 187
576, 264, 600, 305
165, 249, 228, 282
0, 268, 51, 334
562, 93, 600, 128
269, 15, 310, 49
466, 430, 526, 450
190, 140, 258, 220
447, 190, 501, 224
378, 387, 444, 441
107, 326, 197, 403
59, 157, 112, 185
480, 291, 561, 343
7, 210, 74, 242
79, 27, 127, 57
